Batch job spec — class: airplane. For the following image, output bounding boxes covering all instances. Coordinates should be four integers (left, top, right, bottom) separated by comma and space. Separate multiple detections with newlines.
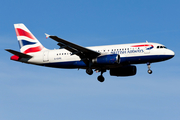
5, 23, 175, 82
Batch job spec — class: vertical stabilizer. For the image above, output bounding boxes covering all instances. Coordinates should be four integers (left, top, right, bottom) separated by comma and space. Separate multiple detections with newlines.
14, 23, 47, 54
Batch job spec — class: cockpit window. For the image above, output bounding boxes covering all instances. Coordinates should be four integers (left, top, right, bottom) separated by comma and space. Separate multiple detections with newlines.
157, 46, 167, 49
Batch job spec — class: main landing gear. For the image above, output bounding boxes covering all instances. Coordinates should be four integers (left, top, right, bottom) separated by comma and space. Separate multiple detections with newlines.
147, 62, 152, 74
85, 60, 106, 82
97, 69, 106, 82
86, 68, 93, 75
86, 60, 93, 75
86, 68, 106, 82
97, 75, 104, 82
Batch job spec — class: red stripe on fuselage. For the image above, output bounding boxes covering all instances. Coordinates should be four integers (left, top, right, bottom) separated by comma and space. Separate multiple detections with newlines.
23, 46, 43, 54
15, 28, 35, 40
131, 44, 153, 47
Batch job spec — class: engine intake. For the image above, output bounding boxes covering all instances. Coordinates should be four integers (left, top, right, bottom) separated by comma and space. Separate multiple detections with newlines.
93, 54, 120, 65
110, 65, 137, 76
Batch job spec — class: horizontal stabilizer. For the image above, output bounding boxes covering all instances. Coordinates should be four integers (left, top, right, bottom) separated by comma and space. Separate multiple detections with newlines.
5, 49, 32, 58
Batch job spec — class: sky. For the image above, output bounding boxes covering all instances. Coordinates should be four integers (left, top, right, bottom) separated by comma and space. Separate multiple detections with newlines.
0, 0, 180, 120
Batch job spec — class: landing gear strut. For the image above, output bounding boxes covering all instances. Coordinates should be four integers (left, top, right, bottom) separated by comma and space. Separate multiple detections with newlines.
86, 60, 93, 75
147, 62, 152, 74
97, 69, 106, 82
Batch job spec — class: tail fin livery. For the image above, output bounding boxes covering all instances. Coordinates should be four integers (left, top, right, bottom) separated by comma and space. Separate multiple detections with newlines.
14, 23, 47, 54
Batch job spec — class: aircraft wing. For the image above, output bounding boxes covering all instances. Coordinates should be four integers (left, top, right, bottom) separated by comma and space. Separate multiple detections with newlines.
45, 34, 100, 59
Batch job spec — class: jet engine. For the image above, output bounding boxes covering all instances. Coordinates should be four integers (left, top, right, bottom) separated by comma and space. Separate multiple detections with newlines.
110, 65, 137, 76
92, 54, 120, 65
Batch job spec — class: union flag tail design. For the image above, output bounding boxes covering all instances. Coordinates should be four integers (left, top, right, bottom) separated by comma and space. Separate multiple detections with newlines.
14, 23, 46, 54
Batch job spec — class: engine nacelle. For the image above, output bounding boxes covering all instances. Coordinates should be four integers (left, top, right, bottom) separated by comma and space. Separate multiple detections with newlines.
93, 54, 120, 65
110, 66, 137, 76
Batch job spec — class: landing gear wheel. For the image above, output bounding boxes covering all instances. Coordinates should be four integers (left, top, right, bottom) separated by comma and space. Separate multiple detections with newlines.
148, 69, 152, 74
97, 75, 105, 82
147, 62, 152, 74
86, 68, 93, 75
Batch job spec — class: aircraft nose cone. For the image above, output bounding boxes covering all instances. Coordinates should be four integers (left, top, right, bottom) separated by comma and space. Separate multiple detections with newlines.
172, 51, 175, 57
167, 49, 175, 59
170, 50, 175, 57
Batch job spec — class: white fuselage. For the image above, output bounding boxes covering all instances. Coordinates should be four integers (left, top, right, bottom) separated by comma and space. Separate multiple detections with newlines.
24, 42, 174, 69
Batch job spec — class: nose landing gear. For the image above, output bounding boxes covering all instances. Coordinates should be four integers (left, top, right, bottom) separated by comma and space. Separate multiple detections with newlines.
148, 69, 152, 74
147, 62, 152, 74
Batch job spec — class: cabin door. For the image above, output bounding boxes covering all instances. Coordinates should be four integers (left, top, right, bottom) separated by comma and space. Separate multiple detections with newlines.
43, 51, 49, 62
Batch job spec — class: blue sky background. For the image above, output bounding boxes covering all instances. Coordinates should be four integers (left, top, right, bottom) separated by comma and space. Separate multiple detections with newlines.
0, 0, 180, 120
